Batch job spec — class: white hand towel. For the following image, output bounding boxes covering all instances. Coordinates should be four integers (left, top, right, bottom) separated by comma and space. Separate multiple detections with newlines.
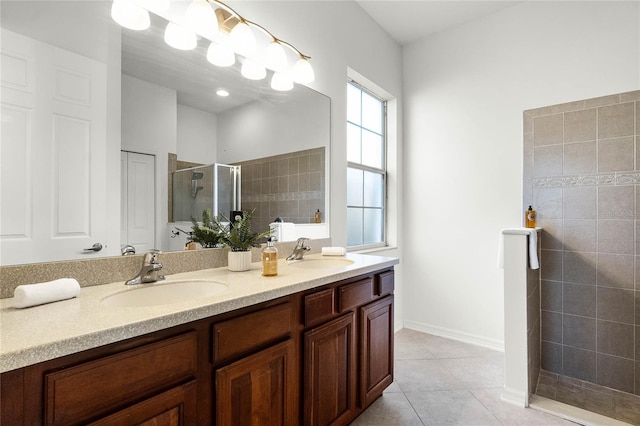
322, 247, 346, 256
528, 229, 539, 270
13, 278, 80, 308
497, 229, 539, 270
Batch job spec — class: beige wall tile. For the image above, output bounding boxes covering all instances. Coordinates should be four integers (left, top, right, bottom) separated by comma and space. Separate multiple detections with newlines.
597, 287, 634, 322
598, 102, 634, 139
597, 254, 634, 290
534, 145, 563, 177
534, 113, 564, 146
562, 346, 596, 383
598, 136, 634, 172
563, 219, 596, 252
564, 141, 596, 175
564, 108, 596, 143
597, 320, 634, 359
564, 186, 597, 219
598, 220, 634, 255
597, 354, 634, 394
598, 186, 634, 220
563, 253, 597, 287
534, 187, 563, 219
584, 94, 621, 108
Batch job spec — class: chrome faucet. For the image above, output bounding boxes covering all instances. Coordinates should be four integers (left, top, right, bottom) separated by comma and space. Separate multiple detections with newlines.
125, 250, 165, 285
121, 245, 136, 256
286, 237, 311, 261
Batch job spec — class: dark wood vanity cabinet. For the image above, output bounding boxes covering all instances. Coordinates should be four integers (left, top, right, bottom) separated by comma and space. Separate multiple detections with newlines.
301, 270, 395, 426
304, 312, 357, 426
0, 267, 394, 425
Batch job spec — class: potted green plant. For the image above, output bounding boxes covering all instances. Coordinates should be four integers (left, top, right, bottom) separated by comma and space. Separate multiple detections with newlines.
216, 209, 271, 271
188, 209, 222, 248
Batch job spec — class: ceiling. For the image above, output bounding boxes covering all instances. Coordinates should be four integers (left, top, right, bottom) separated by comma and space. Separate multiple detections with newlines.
354, 1, 521, 46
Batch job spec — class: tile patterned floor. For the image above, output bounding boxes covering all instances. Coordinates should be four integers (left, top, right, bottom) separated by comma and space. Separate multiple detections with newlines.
352, 329, 578, 426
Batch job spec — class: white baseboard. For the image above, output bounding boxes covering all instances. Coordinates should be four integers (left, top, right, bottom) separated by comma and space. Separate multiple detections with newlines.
402, 320, 504, 352
500, 386, 527, 407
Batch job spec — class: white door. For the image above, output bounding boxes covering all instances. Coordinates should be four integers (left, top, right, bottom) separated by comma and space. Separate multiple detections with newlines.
0, 29, 107, 265
121, 151, 155, 254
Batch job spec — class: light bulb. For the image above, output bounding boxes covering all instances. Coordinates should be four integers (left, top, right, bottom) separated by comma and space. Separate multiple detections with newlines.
206, 42, 235, 67
241, 58, 266, 80
185, 0, 218, 38
111, 0, 150, 31
216, 89, 230, 97
292, 57, 314, 84
270, 72, 293, 91
229, 21, 255, 57
164, 22, 197, 50
135, 0, 169, 13
264, 41, 287, 72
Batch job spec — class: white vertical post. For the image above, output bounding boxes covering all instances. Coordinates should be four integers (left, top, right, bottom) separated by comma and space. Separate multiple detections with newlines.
501, 229, 531, 407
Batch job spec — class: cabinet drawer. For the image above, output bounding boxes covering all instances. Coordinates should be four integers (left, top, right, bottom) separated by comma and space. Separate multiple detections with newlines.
45, 332, 197, 425
213, 302, 292, 363
304, 288, 335, 327
88, 380, 197, 425
338, 278, 374, 312
376, 271, 394, 296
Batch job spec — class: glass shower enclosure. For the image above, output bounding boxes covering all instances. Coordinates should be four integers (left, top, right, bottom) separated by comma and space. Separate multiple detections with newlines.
172, 163, 241, 222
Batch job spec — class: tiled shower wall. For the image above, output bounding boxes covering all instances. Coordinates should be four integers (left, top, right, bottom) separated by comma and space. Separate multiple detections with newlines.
235, 147, 325, 233
523, 91, 640, 406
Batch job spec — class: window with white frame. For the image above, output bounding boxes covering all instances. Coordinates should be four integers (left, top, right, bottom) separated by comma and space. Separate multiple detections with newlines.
346, 81, 386, 248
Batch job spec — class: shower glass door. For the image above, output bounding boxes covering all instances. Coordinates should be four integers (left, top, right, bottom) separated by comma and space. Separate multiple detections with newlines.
214, 163, 241, 220
172, 163, 241, 222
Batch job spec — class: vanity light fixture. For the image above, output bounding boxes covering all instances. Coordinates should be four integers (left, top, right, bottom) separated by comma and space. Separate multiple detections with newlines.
164, 21, 197, 50
270, 72, 294, 92
185, 0, 218, 39
264, 40, 287, 72
111, 0, 315, 89
206, 41, 235, 67
241, 58, 267, 80
216, 89, 230, 97
111, 0, 150, 31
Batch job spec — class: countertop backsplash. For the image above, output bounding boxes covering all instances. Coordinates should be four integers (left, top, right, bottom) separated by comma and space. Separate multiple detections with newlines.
0, 238, 331, 299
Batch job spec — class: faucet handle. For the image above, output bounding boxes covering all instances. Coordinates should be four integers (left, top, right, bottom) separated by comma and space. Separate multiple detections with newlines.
296, 237, 310, 247
144, 250, 162, 264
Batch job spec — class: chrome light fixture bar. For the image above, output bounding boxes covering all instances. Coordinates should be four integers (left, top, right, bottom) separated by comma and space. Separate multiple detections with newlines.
111, 0, 315, 91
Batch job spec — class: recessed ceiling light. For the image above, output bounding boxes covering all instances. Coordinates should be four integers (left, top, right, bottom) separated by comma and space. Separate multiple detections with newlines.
216, 89, 229, 97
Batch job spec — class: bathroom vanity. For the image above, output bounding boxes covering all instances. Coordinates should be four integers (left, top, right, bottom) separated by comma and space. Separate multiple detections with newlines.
0, 253, 397, 425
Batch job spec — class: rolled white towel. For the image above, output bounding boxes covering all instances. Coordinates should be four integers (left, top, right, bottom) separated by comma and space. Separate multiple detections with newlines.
322, 247, 346, 256
13, 278, 80, 309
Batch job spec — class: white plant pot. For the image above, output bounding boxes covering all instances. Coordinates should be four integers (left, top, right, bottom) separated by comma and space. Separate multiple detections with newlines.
228, 250, 251, 272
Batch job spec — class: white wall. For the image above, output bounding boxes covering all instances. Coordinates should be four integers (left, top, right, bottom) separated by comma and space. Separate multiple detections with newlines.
121, 74, 177, 252
403, 1, 640, 348
177, 104, 217, 164
234, 1, 404, 327
216, 93, 329, 164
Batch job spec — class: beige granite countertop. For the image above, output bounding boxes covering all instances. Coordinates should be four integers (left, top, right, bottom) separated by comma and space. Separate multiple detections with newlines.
0, 253, 398, 373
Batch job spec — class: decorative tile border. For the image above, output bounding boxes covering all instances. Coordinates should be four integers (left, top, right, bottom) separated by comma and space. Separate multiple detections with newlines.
533, 172, 640, 187
243, 190, 323, 203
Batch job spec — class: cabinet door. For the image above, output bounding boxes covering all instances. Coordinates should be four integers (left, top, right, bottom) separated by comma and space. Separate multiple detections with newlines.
360, 295, 394, 408
304, 312, 356, 426
215, 339, 297, 426
88, 381, 197, 426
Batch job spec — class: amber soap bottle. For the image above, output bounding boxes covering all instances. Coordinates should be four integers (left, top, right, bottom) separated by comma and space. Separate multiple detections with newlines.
525, 205, 537, 228
261, 238, 278, 277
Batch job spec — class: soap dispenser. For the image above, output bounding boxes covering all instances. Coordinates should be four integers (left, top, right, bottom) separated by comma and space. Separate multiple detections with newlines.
525, 205, 537, 228
314, 209, 321, 223
262, 237, 278, 277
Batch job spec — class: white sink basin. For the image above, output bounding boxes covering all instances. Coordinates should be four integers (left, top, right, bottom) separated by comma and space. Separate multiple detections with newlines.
286, 258, 355, 269
102, 280, 228, 308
